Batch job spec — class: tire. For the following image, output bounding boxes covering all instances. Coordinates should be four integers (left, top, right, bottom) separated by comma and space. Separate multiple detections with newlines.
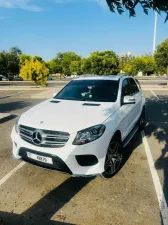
101, 135, 124, 179
138, 107, 146, 131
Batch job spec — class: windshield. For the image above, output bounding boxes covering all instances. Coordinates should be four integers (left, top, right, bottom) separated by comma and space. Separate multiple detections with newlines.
55, 79, 119, 102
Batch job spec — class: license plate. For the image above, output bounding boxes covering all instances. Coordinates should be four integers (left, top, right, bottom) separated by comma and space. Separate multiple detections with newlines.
27, 152, 53, 164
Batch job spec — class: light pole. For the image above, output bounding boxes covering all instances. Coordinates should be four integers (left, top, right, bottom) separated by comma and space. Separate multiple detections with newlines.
153, 11, 157, 55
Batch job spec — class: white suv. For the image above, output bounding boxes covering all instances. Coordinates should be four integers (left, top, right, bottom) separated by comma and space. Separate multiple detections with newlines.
11, 76, 145, 178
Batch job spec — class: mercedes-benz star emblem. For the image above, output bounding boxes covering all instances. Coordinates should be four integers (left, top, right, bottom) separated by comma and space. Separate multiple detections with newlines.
32, 131, 43, 145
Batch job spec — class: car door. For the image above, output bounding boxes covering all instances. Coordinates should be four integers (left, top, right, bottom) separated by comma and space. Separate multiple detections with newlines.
128, 78, 142, 124
119, 78, 136, 139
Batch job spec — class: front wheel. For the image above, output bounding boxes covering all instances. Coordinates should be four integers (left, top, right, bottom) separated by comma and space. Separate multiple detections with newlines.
101, 135, 123, 179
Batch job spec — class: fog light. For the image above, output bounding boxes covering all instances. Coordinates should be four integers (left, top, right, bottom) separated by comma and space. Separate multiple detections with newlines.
75, 155, 98, 166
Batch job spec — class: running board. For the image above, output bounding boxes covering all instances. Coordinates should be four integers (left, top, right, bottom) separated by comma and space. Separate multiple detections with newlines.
123, 125, 139, 148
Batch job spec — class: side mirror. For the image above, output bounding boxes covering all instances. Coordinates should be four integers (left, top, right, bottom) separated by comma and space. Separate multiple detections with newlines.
123, 96, 135, 104
52, 93, 56, 97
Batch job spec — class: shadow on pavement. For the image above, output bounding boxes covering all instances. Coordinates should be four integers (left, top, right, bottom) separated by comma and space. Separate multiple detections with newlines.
146, 95, 168, 123
145, 95, 168, 225
0, 177, 95, 225
0, 101, 30, 113
0, 115, 18, 124
123, 131, 142, 168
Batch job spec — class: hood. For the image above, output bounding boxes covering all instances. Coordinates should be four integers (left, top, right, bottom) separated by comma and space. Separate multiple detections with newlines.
19, 99, 119, 133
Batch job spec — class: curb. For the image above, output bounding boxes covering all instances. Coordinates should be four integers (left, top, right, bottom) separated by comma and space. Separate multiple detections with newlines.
0, 87, 50, 91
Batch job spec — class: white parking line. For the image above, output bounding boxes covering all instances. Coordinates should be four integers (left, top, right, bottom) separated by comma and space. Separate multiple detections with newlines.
150, 90, 159, 99
0, 162, 25, 187
7, 91, 27, 97
0, 91, 27, 100
142, 131, 168, 225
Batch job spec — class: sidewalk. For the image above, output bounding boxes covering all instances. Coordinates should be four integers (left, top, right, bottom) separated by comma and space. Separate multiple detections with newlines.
0, 86, 49, 91
141, 85, 168, 90
31, 87, 62, 99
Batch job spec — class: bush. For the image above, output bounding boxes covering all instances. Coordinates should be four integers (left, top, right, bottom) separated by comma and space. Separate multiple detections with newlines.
20, 59, 49, 86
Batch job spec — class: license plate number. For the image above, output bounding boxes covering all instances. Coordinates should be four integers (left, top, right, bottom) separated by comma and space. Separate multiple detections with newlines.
27, 152, 53, 164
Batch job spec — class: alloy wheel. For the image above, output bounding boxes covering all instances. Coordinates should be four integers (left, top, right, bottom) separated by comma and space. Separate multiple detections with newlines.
102, 138, 123, 178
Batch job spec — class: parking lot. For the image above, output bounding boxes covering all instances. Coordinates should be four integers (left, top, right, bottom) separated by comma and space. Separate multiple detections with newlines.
0, 88, 168, 225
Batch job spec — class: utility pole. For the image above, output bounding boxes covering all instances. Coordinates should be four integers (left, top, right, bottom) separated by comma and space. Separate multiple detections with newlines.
153, 12, 157, 55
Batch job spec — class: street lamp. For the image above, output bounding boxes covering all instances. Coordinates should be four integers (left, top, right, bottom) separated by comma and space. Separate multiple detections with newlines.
153, 11, 158, 55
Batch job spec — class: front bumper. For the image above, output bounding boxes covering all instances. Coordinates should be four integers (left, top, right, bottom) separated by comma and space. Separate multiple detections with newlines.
11, 127, 110, 176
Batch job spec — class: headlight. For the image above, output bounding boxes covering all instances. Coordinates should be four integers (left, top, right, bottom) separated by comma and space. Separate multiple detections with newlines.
73, 124, 106, 145
15, 116, 20, 134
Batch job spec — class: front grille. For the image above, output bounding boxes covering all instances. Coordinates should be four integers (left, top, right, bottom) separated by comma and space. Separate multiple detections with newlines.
19, 125, 70, 148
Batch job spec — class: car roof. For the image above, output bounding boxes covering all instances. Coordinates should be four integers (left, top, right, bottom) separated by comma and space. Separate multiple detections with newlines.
75, 75, 130, 81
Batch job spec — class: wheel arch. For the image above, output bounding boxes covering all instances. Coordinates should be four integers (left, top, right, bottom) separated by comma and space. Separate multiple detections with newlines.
142, 104, 146, 110
105, 129, 122, 156
113, 130, 122, 141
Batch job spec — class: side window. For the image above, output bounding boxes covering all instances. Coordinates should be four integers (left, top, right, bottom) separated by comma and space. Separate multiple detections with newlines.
122, 79, 132, 97
128, 78, 140, 95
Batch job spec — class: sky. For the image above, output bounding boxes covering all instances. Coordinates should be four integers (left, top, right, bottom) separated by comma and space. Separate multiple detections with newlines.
0, 0, 168, 60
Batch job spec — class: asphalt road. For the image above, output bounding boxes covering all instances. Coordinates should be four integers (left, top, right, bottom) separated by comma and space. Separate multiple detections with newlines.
0, 89, 168, 225
0, 77, 168, 87
0, 80, 69, 88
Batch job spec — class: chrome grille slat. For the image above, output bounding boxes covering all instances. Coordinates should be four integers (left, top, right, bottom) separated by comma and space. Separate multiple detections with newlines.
20, 128, 34, 135
20, 134, 33, 142
20, 133, 32, 140
42, 130, 69, 136
43, 135, 69, 140
19, 125, 70, 148
44, 142, 67, 145
19, 125, 35, 132
20, 130, 33, 137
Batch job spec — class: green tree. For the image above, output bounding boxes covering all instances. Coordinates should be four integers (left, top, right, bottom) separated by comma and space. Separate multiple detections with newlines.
70, 60, 82, 75
19, 54, 32, 67
6, 52, 20, 76
10, 46, 22, 56
102, 51, 120, 74
81, 58, 92, 74
0, 51, 8, 76
123, 55, 156, 75
19, 54, 44, 67
33, 56, 43, 62
154, 39, 168, 74
48, 59, 63, 74
0, 51, 20, 77
82, 51, 119, 75
106, 0, 168, 21
61, 52, 81, 76
131, 57, 146, 74
122, 63, 134, 74
48, 52, 81, 76
119, 54, 133, 72
89, 52, 103, 75
20, 59, 49, 86
142, 56, 156, 75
